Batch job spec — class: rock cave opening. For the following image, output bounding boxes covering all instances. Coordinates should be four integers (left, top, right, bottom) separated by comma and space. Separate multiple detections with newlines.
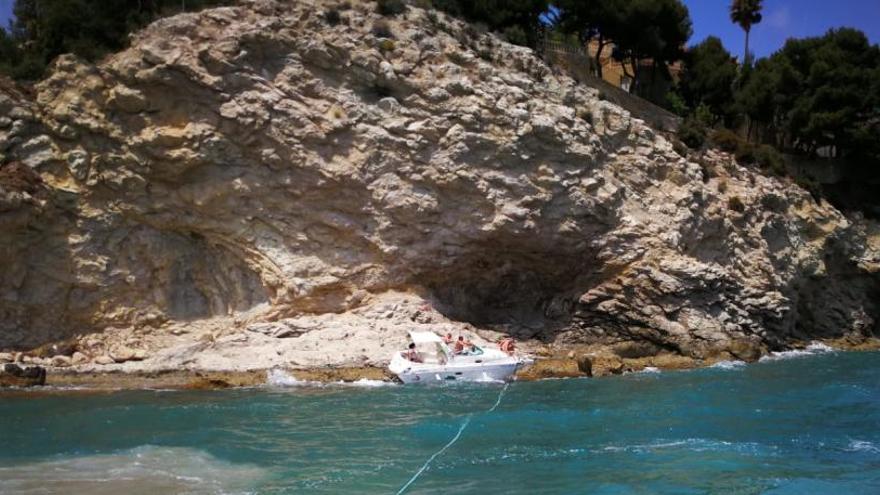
423, 247, 589, 339
164, 237, 270, 321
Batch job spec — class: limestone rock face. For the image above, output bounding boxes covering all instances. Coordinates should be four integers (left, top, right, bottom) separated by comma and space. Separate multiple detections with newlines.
0, 0, 877, 364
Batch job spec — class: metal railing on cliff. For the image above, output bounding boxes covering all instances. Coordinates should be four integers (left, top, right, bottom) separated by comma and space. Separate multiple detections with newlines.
536, 28, 680, 133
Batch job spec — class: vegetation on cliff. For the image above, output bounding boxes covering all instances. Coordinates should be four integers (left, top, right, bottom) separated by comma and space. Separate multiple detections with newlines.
0, 0, 878, 217
0, 0, 230, 80
429, 0, 549, 47
676, 28, 880, 214
555, 0, 691, 87
538, 2, 877, 217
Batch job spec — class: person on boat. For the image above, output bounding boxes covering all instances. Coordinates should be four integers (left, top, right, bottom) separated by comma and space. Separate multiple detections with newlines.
498, 336, 516, 355
443, 332, 454, 345
454, 335, 474, 355
404, 342, 423, 363
453, 336, 465, 354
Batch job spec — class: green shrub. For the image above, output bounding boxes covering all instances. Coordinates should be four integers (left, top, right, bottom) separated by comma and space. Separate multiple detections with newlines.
503, 25, 528, 46
412, 0, 433, 8
693, 103, 715, 127
671, 138, 688, 158
1, 0, 233, 81
678, 118, 707, 150
795, 176, 823, 202
371, 20, 394, 38
665, 90, 688, 117
447, 49, 468, 65
376, 0, 407, 16
425, 10, 439, 25
755, 145, 786, 176
7, 57, 45, 81
728, 195, 746, 213
698, 158, 716, 182
710, 128, 740, 153
734, 142, 756, 164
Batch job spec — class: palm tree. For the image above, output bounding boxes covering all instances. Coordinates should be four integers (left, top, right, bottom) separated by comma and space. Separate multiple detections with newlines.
729, 0, 763, 66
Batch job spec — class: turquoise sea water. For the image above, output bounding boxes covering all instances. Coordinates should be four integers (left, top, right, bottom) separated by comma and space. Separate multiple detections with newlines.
1, 350, 879, 494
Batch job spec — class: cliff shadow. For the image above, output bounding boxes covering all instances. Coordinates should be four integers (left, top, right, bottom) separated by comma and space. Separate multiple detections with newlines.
417, 236, 599, 341
0, 165, 83, 350
781, 237, 880, 342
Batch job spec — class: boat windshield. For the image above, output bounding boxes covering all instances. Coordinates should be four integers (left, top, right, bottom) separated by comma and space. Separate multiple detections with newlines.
455, 345, 483, 356
409, 342, 449, 364
404, 342, 487, 363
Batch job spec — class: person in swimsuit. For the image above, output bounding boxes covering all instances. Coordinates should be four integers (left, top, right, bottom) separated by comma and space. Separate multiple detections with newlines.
499, 337, 516, 355
405, 342, 423, 363
454, 336, 474, 355
453, 336, 465, 354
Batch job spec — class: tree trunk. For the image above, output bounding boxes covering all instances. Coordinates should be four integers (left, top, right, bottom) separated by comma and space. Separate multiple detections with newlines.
594, 35, 605, 80
744, 27, 751, 66
629, 56, 639, 94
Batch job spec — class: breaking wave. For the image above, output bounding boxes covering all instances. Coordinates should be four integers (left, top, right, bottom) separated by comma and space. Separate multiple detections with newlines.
710, 360, 746, 370
760, 342, 836, 362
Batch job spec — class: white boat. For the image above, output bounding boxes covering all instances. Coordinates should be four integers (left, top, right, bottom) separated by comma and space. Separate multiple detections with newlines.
389, 331, 533, 384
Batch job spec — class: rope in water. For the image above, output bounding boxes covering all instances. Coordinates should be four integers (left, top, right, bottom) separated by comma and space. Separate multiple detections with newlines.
487, 382, 508, 413
396, 383, 510, 495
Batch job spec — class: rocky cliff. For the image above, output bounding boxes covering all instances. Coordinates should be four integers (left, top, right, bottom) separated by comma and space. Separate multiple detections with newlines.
1, 0, 878, 372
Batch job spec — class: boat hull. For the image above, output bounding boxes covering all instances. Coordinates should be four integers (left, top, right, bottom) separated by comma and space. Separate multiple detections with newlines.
391, 359, 524, 384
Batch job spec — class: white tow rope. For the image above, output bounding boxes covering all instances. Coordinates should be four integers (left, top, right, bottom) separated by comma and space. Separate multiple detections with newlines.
396, 383, 510, 495
487, 382, 508, 413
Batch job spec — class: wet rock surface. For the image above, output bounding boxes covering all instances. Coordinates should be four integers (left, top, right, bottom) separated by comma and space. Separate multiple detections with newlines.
516, 358, 587, 380
45, 369, 268, 390
0, 364, 46, 387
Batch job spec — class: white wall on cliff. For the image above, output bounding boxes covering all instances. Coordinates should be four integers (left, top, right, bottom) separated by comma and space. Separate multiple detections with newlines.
0, 0, 877, 365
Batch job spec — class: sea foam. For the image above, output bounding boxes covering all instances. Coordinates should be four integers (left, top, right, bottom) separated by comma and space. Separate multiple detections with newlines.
0, 445, 266, 495
847, 440, 880, 453
760, 341, 836, 362
599, 438, 766, 455
710, 360, 746, 370
266, 368, 396, 388
266, 368, 305, 386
